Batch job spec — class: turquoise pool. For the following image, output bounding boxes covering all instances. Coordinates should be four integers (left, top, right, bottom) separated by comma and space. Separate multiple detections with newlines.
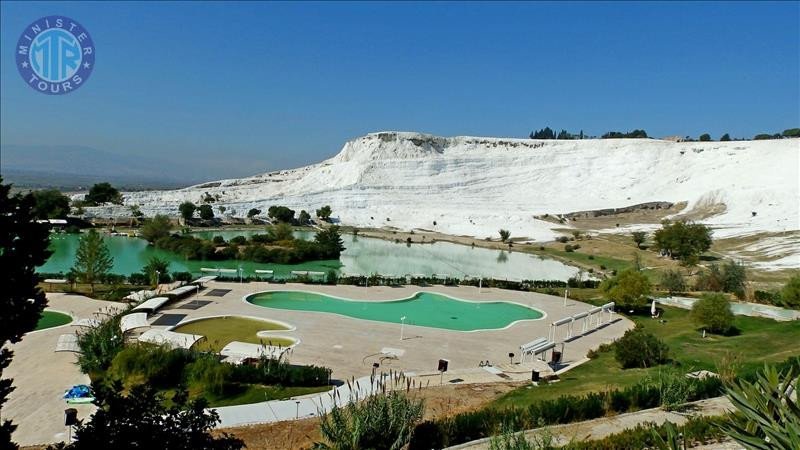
246, 291, 544, 331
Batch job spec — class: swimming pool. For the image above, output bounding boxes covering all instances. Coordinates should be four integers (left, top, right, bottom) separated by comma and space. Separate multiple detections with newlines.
245, 291, 544, 331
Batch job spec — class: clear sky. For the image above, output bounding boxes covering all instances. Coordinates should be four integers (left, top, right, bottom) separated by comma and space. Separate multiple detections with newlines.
1, 1, 798, 179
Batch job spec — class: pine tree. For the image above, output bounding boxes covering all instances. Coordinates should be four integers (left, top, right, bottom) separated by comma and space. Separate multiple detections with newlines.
71, 229, 114, 294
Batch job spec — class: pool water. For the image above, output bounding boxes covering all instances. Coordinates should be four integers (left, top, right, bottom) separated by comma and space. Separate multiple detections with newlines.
246, 291, 544, 331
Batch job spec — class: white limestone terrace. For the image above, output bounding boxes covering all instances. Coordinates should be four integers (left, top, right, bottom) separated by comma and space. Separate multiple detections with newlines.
84, 132, 800, 268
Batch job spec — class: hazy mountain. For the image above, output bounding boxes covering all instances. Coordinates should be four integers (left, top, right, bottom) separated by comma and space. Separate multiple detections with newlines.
0, 144, 209, 190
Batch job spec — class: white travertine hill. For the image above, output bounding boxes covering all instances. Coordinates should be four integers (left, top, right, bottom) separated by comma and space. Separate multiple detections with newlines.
95, 132, 800, 268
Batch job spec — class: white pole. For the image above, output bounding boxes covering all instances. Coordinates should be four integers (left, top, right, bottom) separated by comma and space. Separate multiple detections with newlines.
563, 289, 568, 307
400, 316, 406, 341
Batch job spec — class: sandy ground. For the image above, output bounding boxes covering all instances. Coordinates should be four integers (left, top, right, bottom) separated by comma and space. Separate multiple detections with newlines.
5, 294, 126, 447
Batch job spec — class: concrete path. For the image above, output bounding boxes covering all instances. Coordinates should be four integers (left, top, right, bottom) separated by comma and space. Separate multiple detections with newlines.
3, 294, 125, 447
447, 396, 735, 449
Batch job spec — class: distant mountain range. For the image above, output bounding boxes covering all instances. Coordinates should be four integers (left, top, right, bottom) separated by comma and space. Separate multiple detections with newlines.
0, 145, 208, 190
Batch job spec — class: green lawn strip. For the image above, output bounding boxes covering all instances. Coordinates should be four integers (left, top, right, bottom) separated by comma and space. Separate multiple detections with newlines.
201, 384, 330, 407
172, 317, 294, 352
35, 310, 72, 330
492, 305, 800, 409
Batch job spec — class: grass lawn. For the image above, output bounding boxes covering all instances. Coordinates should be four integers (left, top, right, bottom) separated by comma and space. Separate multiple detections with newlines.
493, 305, 800, 409
200, 384, 330, 407
35, 310, 72, 330
172, 316, 295, 352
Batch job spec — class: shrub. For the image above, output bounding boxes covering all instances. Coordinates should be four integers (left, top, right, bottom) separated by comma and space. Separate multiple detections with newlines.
691, 293, 734, 334
556, 236, 569, 244
230, 235, 247, 245
779, 274, 800, 308
140, 215, 173, 243
564, 244, 574, 252
600, 269, 652, 308
660, 269, 686, 295
110, 344, 190, 388
316, 391, 424, 450
172, 271, 193, 282
212, 236, 225, 245
499, 229, 511, 242
613, 327, 669, 369
186, 354, 234, 395
76, 311, 125, 374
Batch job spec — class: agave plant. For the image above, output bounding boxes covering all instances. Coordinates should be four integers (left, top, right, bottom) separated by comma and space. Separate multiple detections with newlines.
651, 421, 687, 450
722, 364, 800, 450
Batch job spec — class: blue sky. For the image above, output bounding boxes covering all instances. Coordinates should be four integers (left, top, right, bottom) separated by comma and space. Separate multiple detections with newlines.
1, 1, 798, 179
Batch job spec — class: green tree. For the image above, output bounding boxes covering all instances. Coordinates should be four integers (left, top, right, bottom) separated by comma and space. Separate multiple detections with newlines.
267, 222, 294, 241
721, 260, 747, 299
0, 179, 52, 449
198, 204, 214, 220
660, 269, 686, 295
51, 382, 243, 450
71, 230, 114, 294
178, 202, 196, 221
31, 189, 71, 219
653, 220, 713, 265
268, 205, 295, 223
298, 210, 311, 225
85, 182, 123, 205
129, 205, 144, 219
499, 229, 511, 242
601, 269, 652, 308
315, 205, 332, 221
722, 363, 800, 450
691, 293, 734, 334
699, 133, 711, 142
632, 231, 647, 249
314, 226, 346, 259
246, 208, 261, 218
782, 128, 800, 138
315, 391, 424, 450
613, 327, 670, 369
720, 133, 731, 141
142, 257, 170, 285
779, 274, 800, 308
139, 215, 173, 243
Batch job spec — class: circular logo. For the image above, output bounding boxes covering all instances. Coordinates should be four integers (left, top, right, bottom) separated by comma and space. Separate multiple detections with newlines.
15, 16, 95, 95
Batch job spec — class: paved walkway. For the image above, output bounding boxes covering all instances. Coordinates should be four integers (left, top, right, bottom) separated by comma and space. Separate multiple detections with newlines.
198, 282, 632, 428
4, 294, 125, 447
447, 396, 736, 449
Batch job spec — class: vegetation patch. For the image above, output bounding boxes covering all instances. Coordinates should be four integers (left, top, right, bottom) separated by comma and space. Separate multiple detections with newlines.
35, 310, 72, 330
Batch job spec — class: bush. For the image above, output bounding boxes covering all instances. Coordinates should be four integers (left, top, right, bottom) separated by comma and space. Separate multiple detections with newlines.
186, 354, 234, 395
660, 269, 686, 295
564, 244, 574, 252
779, 274, 800, 308
556, 236, 569, 244
76, 311, 125, 374
600, 269, 651, 308
140, 215, 173, 243
613, 327, 669, 369
317, 391, 424, 450
691, 293, 734, 334
110, 344, 190, 388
